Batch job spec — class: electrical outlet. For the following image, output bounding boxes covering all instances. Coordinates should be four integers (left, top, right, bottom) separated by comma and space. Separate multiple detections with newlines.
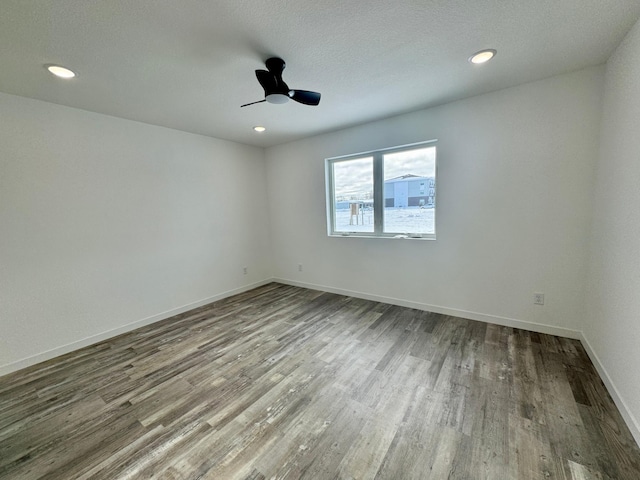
298, 264, 303, 272
533, 293, 544, 305
243, 266, 248, 275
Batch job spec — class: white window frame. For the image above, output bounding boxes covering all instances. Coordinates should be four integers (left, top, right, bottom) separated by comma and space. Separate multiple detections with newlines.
325, 140, 437, 240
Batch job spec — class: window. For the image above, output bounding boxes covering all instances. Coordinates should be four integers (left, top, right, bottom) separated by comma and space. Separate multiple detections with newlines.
326, 141, 436, 239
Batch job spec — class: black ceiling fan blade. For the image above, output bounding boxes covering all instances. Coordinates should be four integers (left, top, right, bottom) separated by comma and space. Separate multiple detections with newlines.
255, 70, 277, 94
240, 99, 266, 108
289, 90, 321, 106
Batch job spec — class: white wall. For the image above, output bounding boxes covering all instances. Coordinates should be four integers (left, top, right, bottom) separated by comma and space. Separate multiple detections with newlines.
265, 66, 604, 336
2, 47, 639, 443
0, 92, 272, 373
584, 18, 640, 440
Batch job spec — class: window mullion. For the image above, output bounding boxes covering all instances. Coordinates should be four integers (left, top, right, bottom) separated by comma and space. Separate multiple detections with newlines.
373, 153, 383, 234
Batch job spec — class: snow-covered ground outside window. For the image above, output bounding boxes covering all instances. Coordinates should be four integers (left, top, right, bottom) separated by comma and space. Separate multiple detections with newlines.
335, 206, 435, 234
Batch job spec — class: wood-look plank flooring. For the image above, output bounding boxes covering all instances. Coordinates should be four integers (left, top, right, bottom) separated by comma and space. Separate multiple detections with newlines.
1, 283, 639, 479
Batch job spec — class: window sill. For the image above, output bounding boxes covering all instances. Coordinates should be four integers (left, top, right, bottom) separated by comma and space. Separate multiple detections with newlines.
328, 233, 436, 241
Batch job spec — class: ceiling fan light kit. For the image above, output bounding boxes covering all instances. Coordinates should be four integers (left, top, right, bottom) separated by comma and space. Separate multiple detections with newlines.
241, 57, 321, 108
266, 93, 290, 104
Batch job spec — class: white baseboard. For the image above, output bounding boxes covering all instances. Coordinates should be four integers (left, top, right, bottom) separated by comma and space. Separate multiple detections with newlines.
274, 277, 581, 340
0, 279, 273, 378
579, 332, 640, 446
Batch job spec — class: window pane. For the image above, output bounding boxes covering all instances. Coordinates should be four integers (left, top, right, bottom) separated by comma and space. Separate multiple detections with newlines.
383, 146, 436, 234
333, 157, 374, 233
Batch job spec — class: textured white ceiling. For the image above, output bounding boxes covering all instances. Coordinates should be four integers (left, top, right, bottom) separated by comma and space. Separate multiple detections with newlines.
1, 0, 639, 147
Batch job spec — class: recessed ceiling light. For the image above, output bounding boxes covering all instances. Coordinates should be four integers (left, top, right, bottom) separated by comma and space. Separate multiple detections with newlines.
46, 65, 76, 79
469, 49, 497, 64
253, 126, 266, 132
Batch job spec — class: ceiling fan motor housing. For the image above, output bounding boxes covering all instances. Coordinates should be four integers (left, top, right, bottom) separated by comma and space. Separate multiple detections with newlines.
265, 57, 286, 75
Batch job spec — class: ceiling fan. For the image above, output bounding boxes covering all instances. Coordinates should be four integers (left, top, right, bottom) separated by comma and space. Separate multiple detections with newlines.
241, 57, 321, 108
